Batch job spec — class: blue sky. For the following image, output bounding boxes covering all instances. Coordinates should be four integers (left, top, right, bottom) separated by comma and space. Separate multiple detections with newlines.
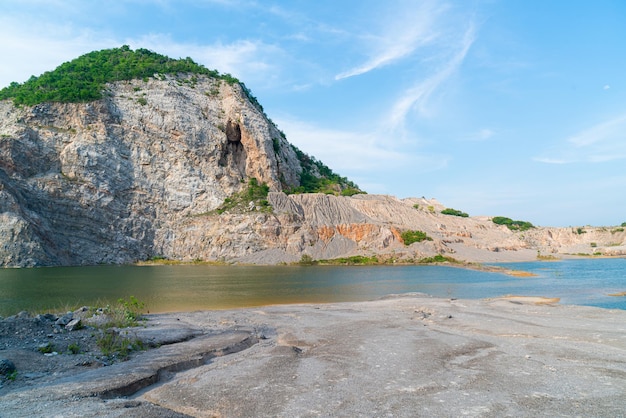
1, 0, 625, 227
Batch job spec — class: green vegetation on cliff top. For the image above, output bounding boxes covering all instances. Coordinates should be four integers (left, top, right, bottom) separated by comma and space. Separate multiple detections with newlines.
0, 45, 237, 105
0, 45, 363, 196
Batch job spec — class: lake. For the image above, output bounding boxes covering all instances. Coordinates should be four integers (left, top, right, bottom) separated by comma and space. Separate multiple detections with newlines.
1, 258, 625, 316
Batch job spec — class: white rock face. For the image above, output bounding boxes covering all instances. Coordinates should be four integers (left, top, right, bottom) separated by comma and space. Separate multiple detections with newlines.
1, 76, 624, 266
0, 76, 301, 266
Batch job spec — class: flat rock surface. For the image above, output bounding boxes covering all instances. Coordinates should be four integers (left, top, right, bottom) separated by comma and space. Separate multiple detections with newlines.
2, 295, 626, 417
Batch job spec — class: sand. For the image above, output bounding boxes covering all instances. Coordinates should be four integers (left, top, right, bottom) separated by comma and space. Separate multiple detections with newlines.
2, 294, 626, 417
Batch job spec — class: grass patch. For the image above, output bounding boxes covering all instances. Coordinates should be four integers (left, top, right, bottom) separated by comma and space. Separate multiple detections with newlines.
317, 255, 379, 265
37, 343, 55, 354
418, 254, 458, 264
215, 178, 271, 214
96, 330, 144, 359
95, 296, 146, 329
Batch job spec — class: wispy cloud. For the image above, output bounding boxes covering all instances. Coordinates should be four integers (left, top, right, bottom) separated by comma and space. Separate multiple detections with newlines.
468, 128, 495, 141
535, 113, 626, 164
387, 21, 476, 132
334, 1, 445, 80
129, 34, 285, 85
276, 117, 448, 171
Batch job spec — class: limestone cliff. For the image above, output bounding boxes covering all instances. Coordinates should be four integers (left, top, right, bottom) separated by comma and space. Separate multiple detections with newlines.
0, 75, 303, 266
1, 69, 624, 266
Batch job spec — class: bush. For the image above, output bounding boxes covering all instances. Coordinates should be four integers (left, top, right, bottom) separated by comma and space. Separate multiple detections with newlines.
441, 208, 469, 217
401, 230, 433, 245
298, 254, 316, 265
492, 216, 534, 231
96, 330, 143, 359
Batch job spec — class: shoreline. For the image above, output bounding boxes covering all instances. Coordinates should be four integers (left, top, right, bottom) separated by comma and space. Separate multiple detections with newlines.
3, 294, 626, 416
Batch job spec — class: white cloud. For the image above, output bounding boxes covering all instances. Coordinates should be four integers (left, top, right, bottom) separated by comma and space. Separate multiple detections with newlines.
0, 17, 116, 86
387, 21, 476, 132
535, 113, 626, 164
129, 34, 284, 86
334, 1, 444, 80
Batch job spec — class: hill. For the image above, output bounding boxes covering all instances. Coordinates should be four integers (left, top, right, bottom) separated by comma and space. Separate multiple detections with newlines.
0, 47, 624, 267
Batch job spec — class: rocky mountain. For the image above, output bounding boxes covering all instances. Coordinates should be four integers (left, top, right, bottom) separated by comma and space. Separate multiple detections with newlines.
0, 48, 624, 267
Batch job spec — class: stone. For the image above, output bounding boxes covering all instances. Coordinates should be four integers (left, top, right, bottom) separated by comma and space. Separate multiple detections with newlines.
55, 313, 73, 326
65, 318, 82, 331
0, 358, 16, 375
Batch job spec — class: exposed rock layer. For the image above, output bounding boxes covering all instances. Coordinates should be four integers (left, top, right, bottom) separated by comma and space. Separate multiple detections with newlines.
1, 77, 624, 267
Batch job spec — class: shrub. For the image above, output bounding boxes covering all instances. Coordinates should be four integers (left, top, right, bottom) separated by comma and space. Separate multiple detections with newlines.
492, 216, 534, 231
37, 343, 54, 354
96, 330, 143, 359
622, 222, 626, 227
441, 208, 469, 217
401, 230, 433, 245
68, 343, 81, 354
298, 254, 315, 265
575, 227, 586, 235
99, 296, 146, 328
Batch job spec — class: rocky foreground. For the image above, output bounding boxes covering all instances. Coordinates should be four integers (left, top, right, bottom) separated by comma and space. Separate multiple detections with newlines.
2, 295, 626, 417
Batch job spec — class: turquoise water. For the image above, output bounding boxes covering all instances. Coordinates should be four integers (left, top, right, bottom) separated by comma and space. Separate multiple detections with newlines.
0, 258, 625, 316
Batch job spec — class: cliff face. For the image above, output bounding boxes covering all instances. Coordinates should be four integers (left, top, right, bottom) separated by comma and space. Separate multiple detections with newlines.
1, 75, 624, 267
0, 75, 301, 266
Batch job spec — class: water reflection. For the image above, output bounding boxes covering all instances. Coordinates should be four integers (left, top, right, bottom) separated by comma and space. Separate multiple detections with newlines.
1, 259, 625, 316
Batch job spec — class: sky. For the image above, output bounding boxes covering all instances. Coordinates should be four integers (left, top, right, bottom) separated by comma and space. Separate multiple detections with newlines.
1, 0, 625, 227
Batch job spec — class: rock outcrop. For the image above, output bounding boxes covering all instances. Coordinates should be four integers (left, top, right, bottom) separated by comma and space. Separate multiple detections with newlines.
0, 75, 300, 266
1, 75, 624, 267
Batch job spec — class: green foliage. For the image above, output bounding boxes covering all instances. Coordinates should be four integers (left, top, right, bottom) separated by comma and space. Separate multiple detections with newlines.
441, 208, 469, 217
340, 187, 362, 197
96, 330, 144, 359
216, 178, 271, 214
68, 343, 81, 354
622, 222, 626, 227
492, 216, 534, 231
37, 343, 54, 354
287, 144, 364, 196
318, 255, 379, 265
99, 296, 146, 328
413, 204, 419, 210
6, 370, 18, 381
612, 228, 624, 233
0, 45, 236, 106
575, 227, 586, 235
298, 254, 316, 265
401, 230, 433, 245
418, 254, 457, 263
